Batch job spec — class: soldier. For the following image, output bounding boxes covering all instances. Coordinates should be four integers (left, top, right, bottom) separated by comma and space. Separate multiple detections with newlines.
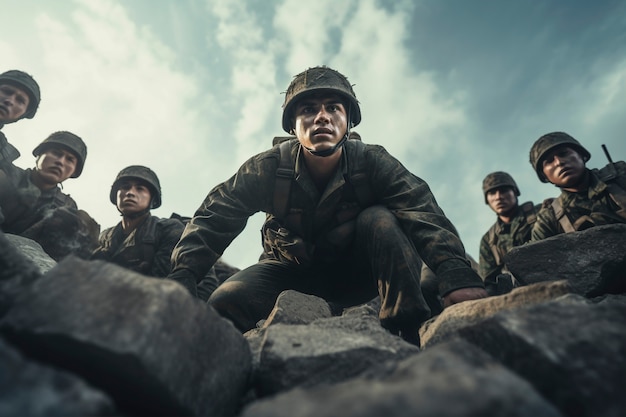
478, 172, 539, 294
530, 131, 626, 239
0, 131, 99, 260
0, 69, 40, 166
168, 66, 486, 344
91, 165, 221, 300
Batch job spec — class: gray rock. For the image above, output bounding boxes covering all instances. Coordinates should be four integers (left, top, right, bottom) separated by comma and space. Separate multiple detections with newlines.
262, 290, 333, 328
254, 309, 419, 397
242, 339, 561, 417
5, 233, 57, 273
0, 256, 252, 417
458, 293, 626, 417
421, 280, 574, 348
0, 337, 115, 416
0, 232, 42, 318
505, 224, 626, 295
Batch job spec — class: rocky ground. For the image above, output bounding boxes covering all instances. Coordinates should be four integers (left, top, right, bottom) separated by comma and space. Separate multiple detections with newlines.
1, 224, 625, 417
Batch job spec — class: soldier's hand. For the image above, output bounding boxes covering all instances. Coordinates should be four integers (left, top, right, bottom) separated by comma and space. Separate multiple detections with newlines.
442, 287, 488, 308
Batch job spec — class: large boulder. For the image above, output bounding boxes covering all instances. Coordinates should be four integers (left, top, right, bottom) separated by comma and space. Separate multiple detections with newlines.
253, 305, 418, 397
0, 337, 115, 416
0, 232, 43, 317
505, 224, 626, 295
241, 339, 561, 417
458, 293, 626, 417
0, 257, 252, 417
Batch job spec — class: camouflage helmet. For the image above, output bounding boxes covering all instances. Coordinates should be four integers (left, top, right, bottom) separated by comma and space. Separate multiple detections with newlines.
110, 165, 162, 209
482, 171, 520, 204
32, 131, 87, 178
0, 70, 41, 119
529, 131, 591, 182
281, 66, 361, 133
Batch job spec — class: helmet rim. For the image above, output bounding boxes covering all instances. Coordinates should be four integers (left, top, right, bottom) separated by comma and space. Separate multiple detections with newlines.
281, 66, 361, 133
109, 166, 162, 209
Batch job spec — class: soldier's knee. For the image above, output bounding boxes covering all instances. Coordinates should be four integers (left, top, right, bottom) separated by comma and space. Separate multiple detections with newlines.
357, 205, 396, 230
207, 280, 240, 309
207, 280, 256, 332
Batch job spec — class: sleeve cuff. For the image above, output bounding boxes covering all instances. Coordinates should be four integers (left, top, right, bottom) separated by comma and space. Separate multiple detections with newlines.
436, 259, 485, 297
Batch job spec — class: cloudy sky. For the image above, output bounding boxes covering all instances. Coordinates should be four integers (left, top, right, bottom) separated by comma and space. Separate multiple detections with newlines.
3, 0, 625, 269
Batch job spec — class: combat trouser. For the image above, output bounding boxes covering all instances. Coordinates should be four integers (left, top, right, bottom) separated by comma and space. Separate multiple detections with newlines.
208, 206, 431, 338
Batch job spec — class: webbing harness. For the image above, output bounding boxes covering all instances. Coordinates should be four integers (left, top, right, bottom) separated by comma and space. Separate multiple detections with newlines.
487, 201, 537, 266
272, 139, 373, 229
551, 161, 626, 233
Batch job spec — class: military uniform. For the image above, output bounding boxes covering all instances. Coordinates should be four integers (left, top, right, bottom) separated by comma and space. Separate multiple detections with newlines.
0, 165, 99, 260
479, 202, 539, 278
92, 213, 222, 299
171, 138, 484, 331
532, 166, 626, 240
92, 214, 185, 277
0, 132, 20, 166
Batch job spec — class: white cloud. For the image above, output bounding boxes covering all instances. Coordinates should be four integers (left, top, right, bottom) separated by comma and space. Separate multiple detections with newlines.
581, 58, 626, 128
3, 0, 218, 242
3, 0, 626, 270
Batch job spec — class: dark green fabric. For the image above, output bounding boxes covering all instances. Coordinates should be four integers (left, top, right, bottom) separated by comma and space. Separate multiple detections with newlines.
479, 202, 539, 279
93, 214, 184, 278
0, 131, 20, 166
0, 164, 99, 260
532, 168, 626, 240
171, 139, 483, 296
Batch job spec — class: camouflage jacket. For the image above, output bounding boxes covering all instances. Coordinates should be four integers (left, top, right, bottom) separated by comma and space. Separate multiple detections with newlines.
171, 139, 483, 296
532, 165, 626, 240
0, 165, 100, 260
0, 131, 20, 166
478, 201, 539, 279
1, 166, 78, 234
92, 214, 184, 277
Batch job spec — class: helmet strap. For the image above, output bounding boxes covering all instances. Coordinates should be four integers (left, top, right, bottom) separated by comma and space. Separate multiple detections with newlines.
116, 193, 154, 219
118, 206, 151, 220
303, 103, 352, 158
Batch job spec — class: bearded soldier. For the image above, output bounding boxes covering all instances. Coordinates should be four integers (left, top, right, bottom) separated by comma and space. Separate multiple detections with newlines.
168, 66, 486, 344
530, 131, 626, 239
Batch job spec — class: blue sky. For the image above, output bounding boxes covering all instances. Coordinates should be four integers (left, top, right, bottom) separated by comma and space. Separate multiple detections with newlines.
3, 0, 625, 268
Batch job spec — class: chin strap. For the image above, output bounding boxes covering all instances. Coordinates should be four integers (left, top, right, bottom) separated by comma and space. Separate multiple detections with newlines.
304, 133, 349, 157
117, 196, 155, 219
118, 207, 151, 220
303, 103, 352, 158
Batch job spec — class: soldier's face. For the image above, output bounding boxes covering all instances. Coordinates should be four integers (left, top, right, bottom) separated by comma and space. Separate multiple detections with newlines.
0, 83, 30, 123
486, 187, 517, 216
34, 147, 77, 187
541, 146, 586, 189
116, 180, 152, 215
293, 93, 347, 153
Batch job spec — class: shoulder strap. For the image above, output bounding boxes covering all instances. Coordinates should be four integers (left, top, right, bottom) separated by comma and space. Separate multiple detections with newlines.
520, 201, 537, 225
605, 182, 626, 220
272, 139, 375, 222
139, 217, 159, 270
551, 197, 576, 233
344, 139, 373, 206
273, 140, 295, 220
487, 223, 501, 266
